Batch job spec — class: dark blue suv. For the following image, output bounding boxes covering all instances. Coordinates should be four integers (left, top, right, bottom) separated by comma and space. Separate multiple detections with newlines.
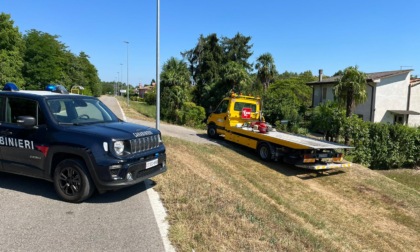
0, 84, 167, 202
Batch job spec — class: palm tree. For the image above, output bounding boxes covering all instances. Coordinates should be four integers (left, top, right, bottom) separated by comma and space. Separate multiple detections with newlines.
160, 57, 190, 89
255, 53, 277, 92
160, 57, 191, 122
334, 66, 367, 118
334, 66, 367, 145
222, 61, 251, 92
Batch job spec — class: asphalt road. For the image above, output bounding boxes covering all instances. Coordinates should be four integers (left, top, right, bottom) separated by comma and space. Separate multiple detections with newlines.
0, 96, 174, 252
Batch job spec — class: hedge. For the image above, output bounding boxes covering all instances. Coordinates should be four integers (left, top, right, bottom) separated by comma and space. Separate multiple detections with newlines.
346, 115, 420, 169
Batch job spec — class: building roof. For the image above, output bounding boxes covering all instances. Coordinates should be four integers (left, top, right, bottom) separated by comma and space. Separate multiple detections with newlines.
388, 110, 420, 115
411, 78, 420, 87
307, 69, 413, 86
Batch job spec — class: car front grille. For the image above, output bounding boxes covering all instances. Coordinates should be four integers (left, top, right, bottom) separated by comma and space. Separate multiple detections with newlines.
130, 134, 160, 153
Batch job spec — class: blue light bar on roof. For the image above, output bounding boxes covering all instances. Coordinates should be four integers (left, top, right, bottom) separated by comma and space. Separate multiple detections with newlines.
3, 82, 19, 91
45, 84, 69, 94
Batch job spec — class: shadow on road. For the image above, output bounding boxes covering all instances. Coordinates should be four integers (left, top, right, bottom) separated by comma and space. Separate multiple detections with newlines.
87, 179, 156, 204
195, 133, 223, 145
0, 171, 156, 203
0, 172, 59, 200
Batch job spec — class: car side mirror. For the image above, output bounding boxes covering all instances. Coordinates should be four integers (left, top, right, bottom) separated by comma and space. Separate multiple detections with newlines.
17, 116, 36, 128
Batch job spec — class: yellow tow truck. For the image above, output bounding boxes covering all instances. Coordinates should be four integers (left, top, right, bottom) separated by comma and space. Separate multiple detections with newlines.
206, 94, 352, 170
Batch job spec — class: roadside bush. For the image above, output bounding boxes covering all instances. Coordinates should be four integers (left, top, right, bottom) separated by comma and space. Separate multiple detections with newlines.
176, 102, 206, 128
130, 94, 139, 102
310, 101, 346, 142
387, 124, 419, 168
144, 89, 156, 105
345, 115, 371, 166
347, 120, 420, 169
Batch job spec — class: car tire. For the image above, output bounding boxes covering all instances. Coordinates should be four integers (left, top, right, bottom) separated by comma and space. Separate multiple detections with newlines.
53, 159, 95, 203
257, 142, 272, 161
207, 124, 218, 139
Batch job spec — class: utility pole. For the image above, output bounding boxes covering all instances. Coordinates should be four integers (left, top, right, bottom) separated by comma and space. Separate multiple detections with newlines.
124, 41, 129, 105
156, 0, 160, 130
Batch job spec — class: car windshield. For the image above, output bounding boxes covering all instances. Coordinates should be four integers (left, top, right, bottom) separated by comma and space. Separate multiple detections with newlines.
47, 97, 119, 125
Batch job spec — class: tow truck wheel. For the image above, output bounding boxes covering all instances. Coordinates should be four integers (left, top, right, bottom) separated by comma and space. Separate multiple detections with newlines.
258, 143, 272, 161
53, 159, 95, 203
207, 125, 218, 139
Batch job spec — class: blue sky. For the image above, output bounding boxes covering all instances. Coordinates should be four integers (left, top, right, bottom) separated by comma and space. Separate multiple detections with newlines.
2, 0, 419, 86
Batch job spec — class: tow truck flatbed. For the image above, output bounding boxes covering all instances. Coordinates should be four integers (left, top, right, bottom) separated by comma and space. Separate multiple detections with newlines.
229, 126, 352, 150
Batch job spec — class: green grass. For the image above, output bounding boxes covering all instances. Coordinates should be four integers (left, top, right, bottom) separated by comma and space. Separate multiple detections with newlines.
378, 169, 420, 191
117, 96, 156, 119
131, 102, 156, 118
153, 137, 420, 251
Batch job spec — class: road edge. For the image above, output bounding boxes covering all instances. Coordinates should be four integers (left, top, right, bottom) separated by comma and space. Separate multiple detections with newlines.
115, 97, 175, 252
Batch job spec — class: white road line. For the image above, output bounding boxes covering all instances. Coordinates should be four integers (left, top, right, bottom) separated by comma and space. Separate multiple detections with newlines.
146, 184, 175, 252
114, 97, 174, 251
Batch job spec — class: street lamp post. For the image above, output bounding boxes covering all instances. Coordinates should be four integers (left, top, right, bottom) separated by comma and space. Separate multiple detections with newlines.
156, 0, 160, 130
124, 41, 129, 106
120, 63, 123, 96
117, 72, 119, 96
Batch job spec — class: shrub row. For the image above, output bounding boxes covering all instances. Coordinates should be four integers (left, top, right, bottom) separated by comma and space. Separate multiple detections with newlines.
175, 102, 206, 128
345, 115, 420, 169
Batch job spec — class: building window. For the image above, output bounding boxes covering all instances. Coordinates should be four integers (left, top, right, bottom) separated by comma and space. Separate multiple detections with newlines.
322, 87, 327, 102
394, 115, 404, 124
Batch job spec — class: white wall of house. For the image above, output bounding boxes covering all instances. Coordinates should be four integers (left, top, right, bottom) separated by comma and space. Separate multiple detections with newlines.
312, 84, 335, 107
408, 84, 420, 126
354, 84, 373, 121
310, 71, 420, 126
373, 73, 410, 124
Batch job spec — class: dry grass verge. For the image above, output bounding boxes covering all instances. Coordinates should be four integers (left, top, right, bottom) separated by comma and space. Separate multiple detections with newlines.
154, 137, 420, 251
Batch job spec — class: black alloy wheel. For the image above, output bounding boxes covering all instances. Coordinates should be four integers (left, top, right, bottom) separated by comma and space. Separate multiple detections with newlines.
53, 159, 94, 203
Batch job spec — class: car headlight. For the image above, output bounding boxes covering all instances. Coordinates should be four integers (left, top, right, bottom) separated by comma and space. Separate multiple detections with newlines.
114, 141, 125, 155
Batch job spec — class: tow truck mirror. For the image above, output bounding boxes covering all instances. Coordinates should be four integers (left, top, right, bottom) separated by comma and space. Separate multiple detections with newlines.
16, 116, 36, 128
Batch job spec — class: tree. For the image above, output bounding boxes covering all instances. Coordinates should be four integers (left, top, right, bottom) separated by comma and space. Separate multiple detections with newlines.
334, 66, 367, 118
255, 53, 277, 92
182, 34, 224, 108
262, 71, 315, 128
160, 57, 190, 89
311, 101, 346, 142
22, 29, 68, 89
333, 70, 344, 76
183, 33, 254, 109
221, 33, 253, 71
77, 52, 101, 96
334, 66, 367, 145
220, 61, 251, 93
0, 13, 25, 87
160, 57, 191, 122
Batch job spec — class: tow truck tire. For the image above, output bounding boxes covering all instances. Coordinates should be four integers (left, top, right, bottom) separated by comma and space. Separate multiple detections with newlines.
258, 142, 272, 161
53, 159, 95, 203
207, 125, 218, 139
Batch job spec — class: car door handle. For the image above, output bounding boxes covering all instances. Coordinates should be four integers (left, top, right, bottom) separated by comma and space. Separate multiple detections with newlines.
1, 130, 12, 136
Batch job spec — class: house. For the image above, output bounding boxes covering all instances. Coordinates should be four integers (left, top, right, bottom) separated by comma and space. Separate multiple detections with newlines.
307, 69, 420, 126
138, 82, 156, 98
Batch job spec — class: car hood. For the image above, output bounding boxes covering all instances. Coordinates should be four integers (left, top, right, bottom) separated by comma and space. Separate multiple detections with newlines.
64, 121, 159, 140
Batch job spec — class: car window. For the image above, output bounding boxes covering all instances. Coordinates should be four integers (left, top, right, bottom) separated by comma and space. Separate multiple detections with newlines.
233, 102, 256, 112
215, 100, 229, 114
2, 97, 45, 125
47, 97, 117, 124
